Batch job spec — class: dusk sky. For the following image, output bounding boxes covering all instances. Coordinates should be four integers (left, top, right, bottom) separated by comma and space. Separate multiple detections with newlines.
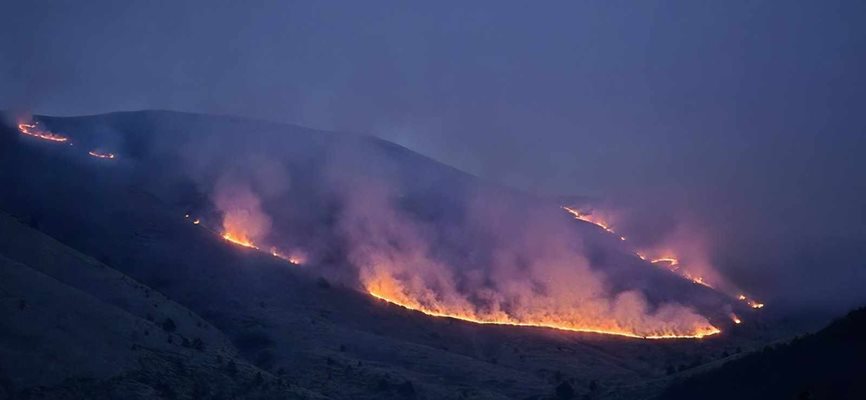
3, 1, 865, 313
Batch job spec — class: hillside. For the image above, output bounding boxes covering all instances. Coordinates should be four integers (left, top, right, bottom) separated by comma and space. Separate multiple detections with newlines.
0, 212, 321, 399
0, 110, 777, 399
659, 307, 866, 400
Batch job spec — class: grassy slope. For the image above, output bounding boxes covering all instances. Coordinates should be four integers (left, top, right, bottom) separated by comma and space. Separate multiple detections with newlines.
0, 212, 323, 399
0, 111, 778, 399
658, 307, 866, 400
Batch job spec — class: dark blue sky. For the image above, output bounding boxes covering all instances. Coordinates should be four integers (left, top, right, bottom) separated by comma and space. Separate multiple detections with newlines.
2, 1, 865, 313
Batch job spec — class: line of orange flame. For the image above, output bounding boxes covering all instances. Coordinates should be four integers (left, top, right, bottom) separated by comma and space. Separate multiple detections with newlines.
367, 287, 721, 339
196, 216, 303, 265
88, 150, 116, 159
737, 294, 764, 309
563, 206, 765, 309
17, 122, 69, 142
562, 206, 713, 287
221, 232, 259, 249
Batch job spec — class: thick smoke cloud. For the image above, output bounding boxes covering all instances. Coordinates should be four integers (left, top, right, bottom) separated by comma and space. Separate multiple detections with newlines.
2, 1, 866, 317
321, 145, 718, 338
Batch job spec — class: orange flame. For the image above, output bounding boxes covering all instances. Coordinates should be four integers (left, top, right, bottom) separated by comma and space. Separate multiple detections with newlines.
88, 150, 116, 159
270, 247, 305, 265
737, 294, 764, 309
365, 274, 720, 339
17, 121, 69, 142
562, 206, 618, 236
651, 257, 680, 267
730, 313, 742, 324
222, 231, 259, 249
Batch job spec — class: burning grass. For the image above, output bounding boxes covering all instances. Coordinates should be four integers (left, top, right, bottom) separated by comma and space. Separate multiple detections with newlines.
17, 121, 68, 142
366, 276, 721, 339
88, 150, 116, 159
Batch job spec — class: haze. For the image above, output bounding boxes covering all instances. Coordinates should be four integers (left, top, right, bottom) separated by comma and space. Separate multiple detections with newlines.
2, 0, 865, 318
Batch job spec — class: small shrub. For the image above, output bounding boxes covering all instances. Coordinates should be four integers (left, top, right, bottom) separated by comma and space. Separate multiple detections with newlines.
162, 318, 177, 332
555, 381, 575, 400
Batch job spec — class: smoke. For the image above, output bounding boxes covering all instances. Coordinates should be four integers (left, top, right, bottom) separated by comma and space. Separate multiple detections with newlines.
326, 150, 719, 338
214, 179, 271, 245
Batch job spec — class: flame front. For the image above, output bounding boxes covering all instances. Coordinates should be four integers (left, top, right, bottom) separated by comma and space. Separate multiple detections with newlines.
562, 206, 618, 235
270, 247, 305, 265
17, 121, 69, 142
365, 273, 720, 339
738, 294, 764, 309
222, 231, 259, 249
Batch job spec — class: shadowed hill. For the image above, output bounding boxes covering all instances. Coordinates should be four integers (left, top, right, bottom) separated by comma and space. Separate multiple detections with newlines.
0, 212, 322, 399
659, 307, 866, 400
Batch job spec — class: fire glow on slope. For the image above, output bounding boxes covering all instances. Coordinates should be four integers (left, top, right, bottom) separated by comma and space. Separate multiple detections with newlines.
222, 231, 259, 249
88, 150, 116, 159
738, 294, 765, 309
561, 206, 626, 241
563, 205, 765, 313
649, 257, 713, 288
562, 206, 713, 287
366, 276, 721, 339
185, 213, 304, 265
17, 121, 69, 142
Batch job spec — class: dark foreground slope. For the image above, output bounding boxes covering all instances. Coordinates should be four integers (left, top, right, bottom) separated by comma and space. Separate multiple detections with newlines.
0, 111, 776, 399
659, 307, 866, 400
0, 212, 321, 400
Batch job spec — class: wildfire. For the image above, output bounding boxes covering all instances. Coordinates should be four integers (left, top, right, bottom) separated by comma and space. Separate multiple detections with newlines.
88, 150, 116, 159
222, 231, 259, 249
563, 204, 716, 289
562, 206, 619, 236
730, 313, 742, 324
645, 257, 711, 288
17, 121, 69, 142
270, 247, 305, 265
738, 294, 764, 309
651, 257, 680, 267
365, 275, 720, 340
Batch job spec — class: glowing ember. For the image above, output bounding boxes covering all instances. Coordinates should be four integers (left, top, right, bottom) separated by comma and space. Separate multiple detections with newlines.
365, 275, 720, 340
730, 313, 742, 324
222, 232, 259, 249
270, 247, 305, 265
646, 257, 713, 288
88, 150, 116, 159
193, 219, 200, 225
737, 294, 764, 309
17, 121, 69, 142
685, 274, 711, 287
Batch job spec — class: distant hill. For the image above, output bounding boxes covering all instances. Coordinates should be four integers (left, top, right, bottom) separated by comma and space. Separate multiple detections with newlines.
659, 307, 866, 400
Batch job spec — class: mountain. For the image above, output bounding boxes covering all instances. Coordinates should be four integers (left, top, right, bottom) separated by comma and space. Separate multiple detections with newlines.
0, 110, 776, 399
658, 307, 866, 400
